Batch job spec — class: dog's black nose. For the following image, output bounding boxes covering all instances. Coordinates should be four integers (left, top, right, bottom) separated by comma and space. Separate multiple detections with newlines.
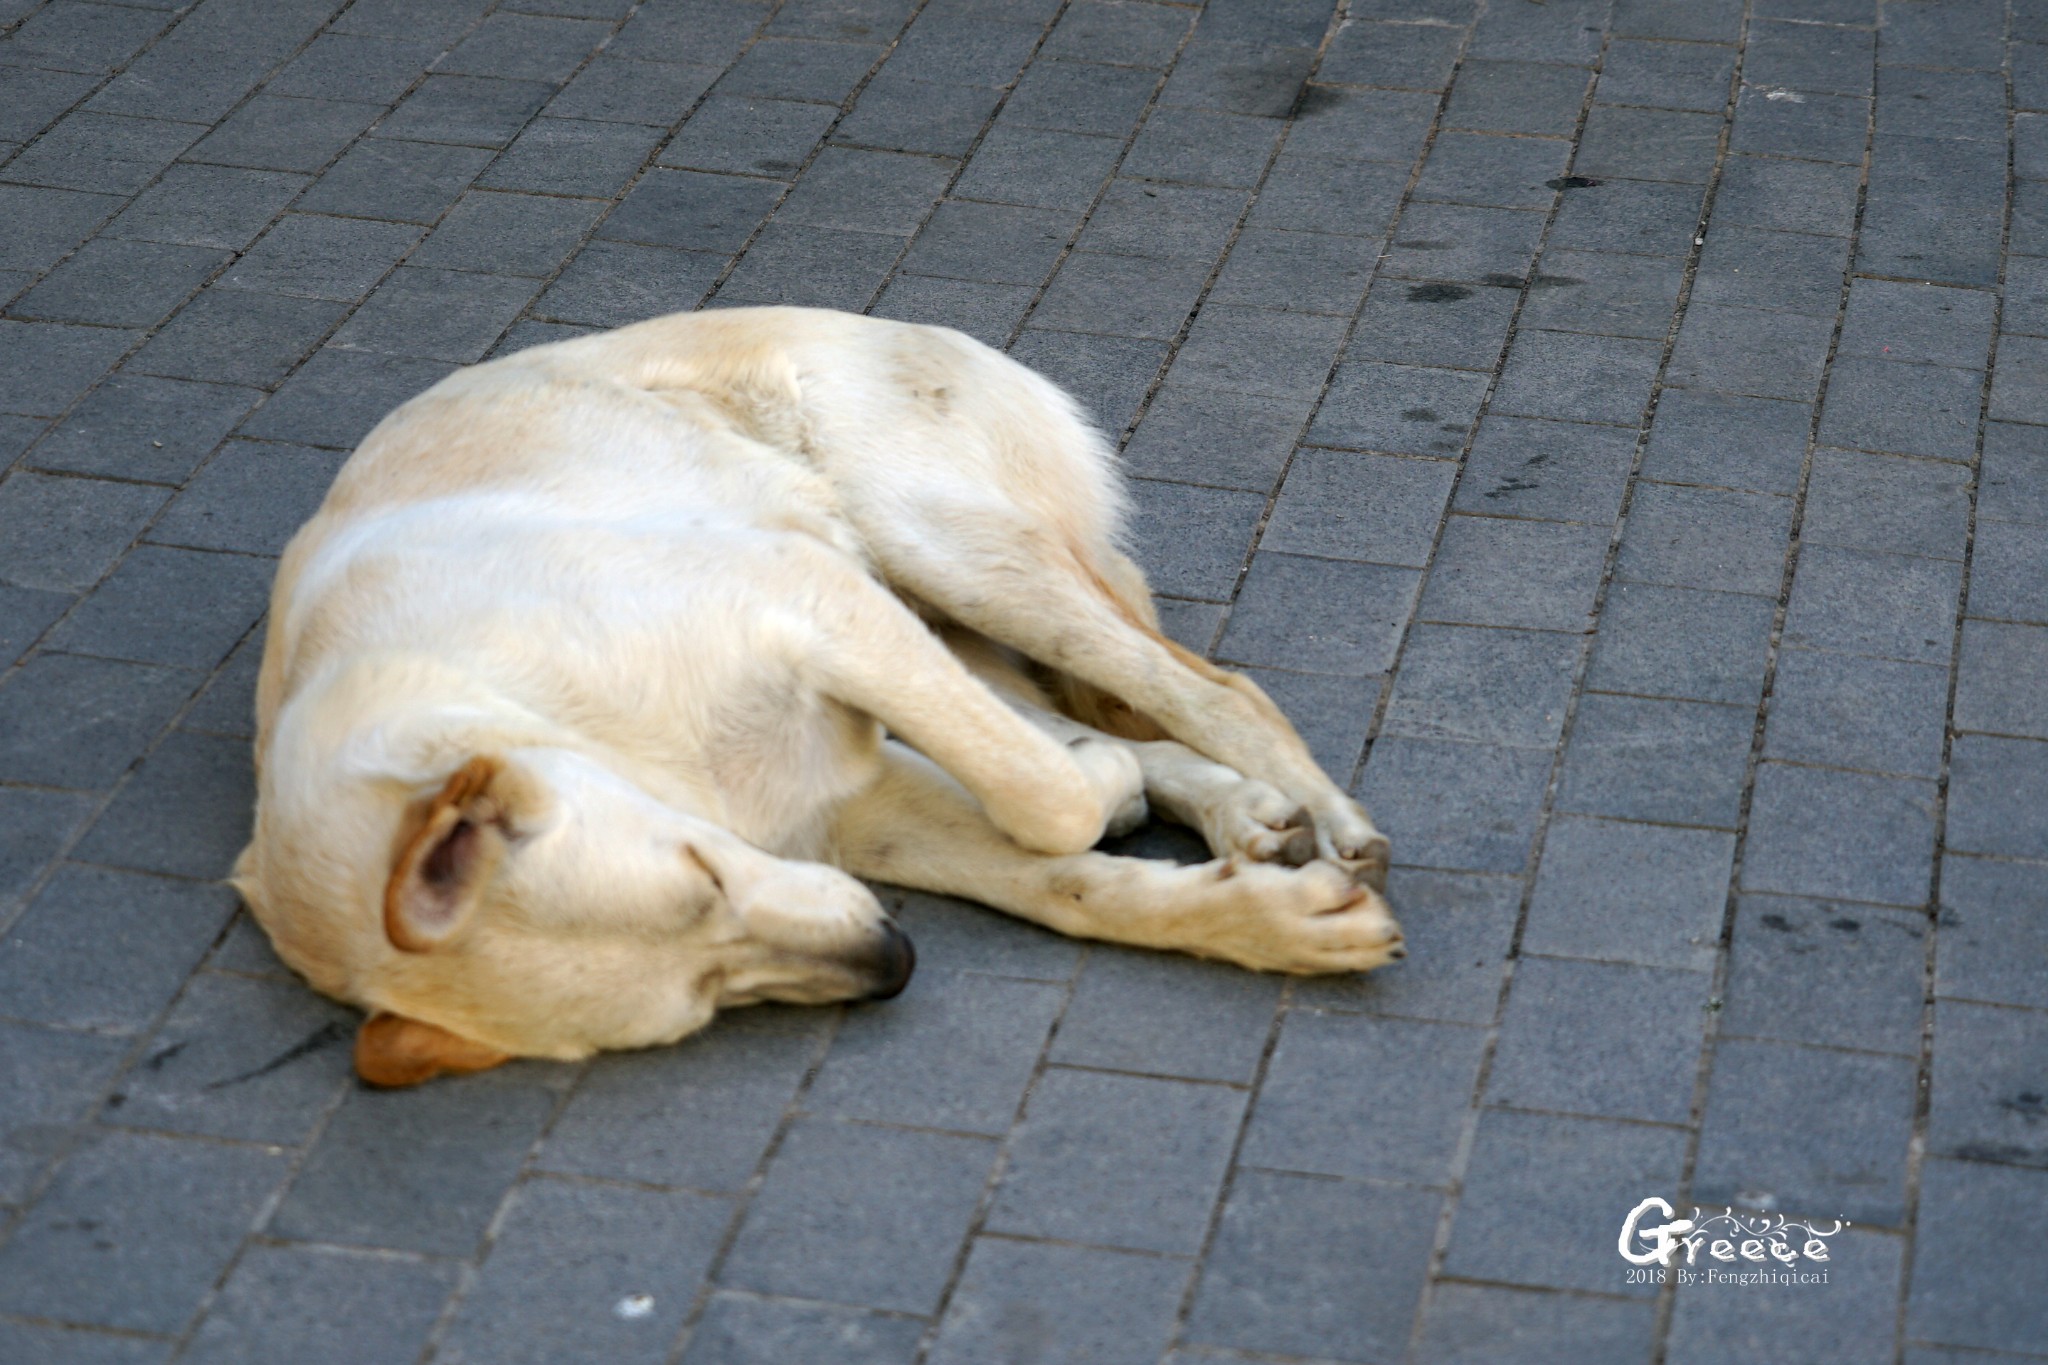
861, 920, 916, 1000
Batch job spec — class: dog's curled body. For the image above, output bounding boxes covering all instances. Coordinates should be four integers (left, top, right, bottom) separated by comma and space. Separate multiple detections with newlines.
237, 307, 1402, 1083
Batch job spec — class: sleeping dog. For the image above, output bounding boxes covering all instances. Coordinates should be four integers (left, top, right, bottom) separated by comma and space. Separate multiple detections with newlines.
233, 307, 1404, 1086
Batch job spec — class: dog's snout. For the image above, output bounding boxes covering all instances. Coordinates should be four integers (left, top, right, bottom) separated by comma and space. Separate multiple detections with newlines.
860, 919, 916, 1000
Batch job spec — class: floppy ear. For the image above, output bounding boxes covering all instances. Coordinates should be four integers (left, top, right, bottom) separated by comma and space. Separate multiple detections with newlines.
384, 755, 507, 952
355, 1011, 511, 1087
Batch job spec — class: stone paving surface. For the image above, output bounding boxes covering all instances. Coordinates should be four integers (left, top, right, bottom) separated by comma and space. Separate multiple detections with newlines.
2, 0, 2046, 1360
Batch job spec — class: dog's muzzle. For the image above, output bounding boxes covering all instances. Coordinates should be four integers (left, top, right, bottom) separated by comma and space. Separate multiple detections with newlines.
858, 919, 916, 1000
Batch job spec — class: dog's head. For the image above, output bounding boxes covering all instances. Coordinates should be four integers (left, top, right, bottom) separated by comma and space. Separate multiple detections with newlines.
235, 717, 912, 1087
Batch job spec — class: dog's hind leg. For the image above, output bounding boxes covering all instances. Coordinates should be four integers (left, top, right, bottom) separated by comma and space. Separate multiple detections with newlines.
834, 743, 1403, 974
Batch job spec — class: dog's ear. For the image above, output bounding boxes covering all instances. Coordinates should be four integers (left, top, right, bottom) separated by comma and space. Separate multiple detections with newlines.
385, 755, 507, 952
355, 1011, 511, 1087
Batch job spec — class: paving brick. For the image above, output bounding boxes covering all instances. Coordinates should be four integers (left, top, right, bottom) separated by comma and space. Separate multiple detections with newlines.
1525, 816, 1735, 971
1154, 597, 1225, 653
477, 117, 666, 198
720, 220, 903, 308
1991, 333, 2048, 427
927, 1238, 1186, 1365
1121, 384, 1309, 491
0, 783, 92, 908
1469, 0, 1607, 62
332, 0, 493, 44
1004, 61, 1161, 138
882, 13, 1044, 88
1819, 358, 1984, 462
1217, 552, 1419, 676
715, 36, 883, 104
128, 288, 348, 388
1295, 868, 1521, 1025
1979, 422, 2048, 527
89, 0, 340, 120
1415, 1283, 1659, 1365
1937, 855, 2048, 1011
1006, 328, 1164, 433
267, 33, 444, 104
679, 1293, 923, 1365
1956, 621, 2048, 743
1489, 955, 1710, 1122
1081, 180, 1246, 262
1881, 0, 2004, 69
988, 1066, 1243, 1253
1124, 106, 1282, 188
1518, 251, 1685, 339
409, 190, 607, 276
181, 635, 263, 739
2004, 258, 2048, 340
0, 319, 138, 418
1638, 390, 1812, 496
0, 652, 197, 789
1547, 177, 1706, 258
1443, 59, 1591, 136
3, 111, 204, 195
1159, 39, 1316, 119
1186, 1169, 1440, 1361
952, 125, 1123, 213
1032, 252, 1211, 341
1878, 68, 2005, 142
1970, 519, 2048, 625
1263, 447, 1456, 568
1947, 734, 2048, 859
1693, 226, 1850, 319
1320, 18, 1463, 90
1416, 134, 1571, 215
13, 239, 231, 329
1443, 1108, 1689, 1296
1907, 1158, 2048, 1353
1049, 943, 1281, 1084
1618, 482, 1793, 597
532, 242, 723, 328
1598, 37, 1737, 114
806, 968, 1061, 1133
1615, 0, 1746, 40
437, 1178, 731, 1365
1724, 893, 1927, 1055
106, 971, 352, 1145
436, 11, 611, 84
218, 216, 422, 304
1765, 646, 1951, 778
1125, 478, 1262, 600
1713, 154, 1862, 237
1311, 360, 1491, 456
604, 0, 766, 67
332, 267, 539, 361
1244, 665, 1383, 781
1743, 762, 1940, 906
47, 541, 269, 671
1693, 1037, 1916, 1225
1356, 736, 1555, 874
720, 1116, 995, 1313
598, 168, 786, 251
1418, 515, 1611, 633
1382, 203, 1549, 285
0, 1019, 129, 1204
0, 184, 124, 274
1040, 0, 1191, 69
1926, 999, 2048, 1170
833, 75, 1002, 158
69, 729, 254, 880
235, 349, 455, 449
183, 1243, 458, 1365
1860, 134, 2006, 287
898, 200, 1074, 286
1729, 89, 1870, 165
4, 1, 171, 73
1587, 582, 1768, 705
1748, 19, 1876, 97
538, 1010, 826, 1191
1838, 279, 1997, 370
1206, 227, 1377, 316
183, 95, 381, 176
1576, 105, 1723, 184
1782, 545, 1963, 665
294, 139, 494, 226
0, 583, 69, 669
1670, 302, 1839, 401
1557, 693, 1756, 829
0, 470, 167, 592
1248, 153, 1409, 236
1243, 1011, 1485, 1187
1382, 624, 1579, 748
869, 273, 1033, 347
1493, 329, 1664, 427
1665, 1228, 1907, 1365
0, 63, 99, 144
768, 145, 953, 235
273, 1064, 569, 1255
1348, 280, 1519, 373
550, 56, 720, 126
0, 1130, 287, 1335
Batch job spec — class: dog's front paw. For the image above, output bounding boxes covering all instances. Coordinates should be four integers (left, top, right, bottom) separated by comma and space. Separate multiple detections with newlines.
1192, 859, 1404, 974
1200, 780, 1316, 867
1306, 798, 1391, 892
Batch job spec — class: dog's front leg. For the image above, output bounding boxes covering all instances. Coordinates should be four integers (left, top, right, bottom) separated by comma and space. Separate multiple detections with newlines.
832, 744, 1403, 975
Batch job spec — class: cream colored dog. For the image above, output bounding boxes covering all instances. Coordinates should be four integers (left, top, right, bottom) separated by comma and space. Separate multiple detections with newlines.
234, 306, 1403, 1086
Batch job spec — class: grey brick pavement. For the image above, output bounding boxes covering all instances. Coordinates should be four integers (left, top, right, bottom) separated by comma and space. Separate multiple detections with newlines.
2, 0, 2046, 1360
